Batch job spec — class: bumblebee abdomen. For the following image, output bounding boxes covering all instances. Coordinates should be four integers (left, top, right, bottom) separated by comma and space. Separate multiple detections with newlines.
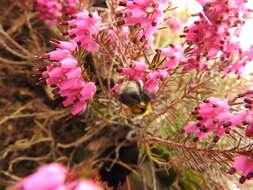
130, 102, 152, 116
119, 92, 141, 106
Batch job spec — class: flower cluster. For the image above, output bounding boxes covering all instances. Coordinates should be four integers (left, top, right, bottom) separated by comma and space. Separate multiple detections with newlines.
65, 0, 79, 14
182, 98, 237, 142
161, 44, 184, 69
229, 156, 253, 184
236, 91, 253, 137
121, 60, 168, 93
33, 0, 79, 26
66, 11, 101, 52
182, 91, 253, 141
242, 90, 253, 109
38, 40, 96, 115
182, 96, 253, 183
34, 0, 63, 26
13, 163, 101, 190
182, 95, 253, 140
181, 0, 252, 75
117, 0, 170, 45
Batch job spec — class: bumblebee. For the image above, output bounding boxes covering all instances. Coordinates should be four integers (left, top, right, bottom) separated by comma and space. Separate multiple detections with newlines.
116, 80, 152, 116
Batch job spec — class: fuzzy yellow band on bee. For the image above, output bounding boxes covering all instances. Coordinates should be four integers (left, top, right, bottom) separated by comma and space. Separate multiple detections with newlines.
129, 102, 152, 116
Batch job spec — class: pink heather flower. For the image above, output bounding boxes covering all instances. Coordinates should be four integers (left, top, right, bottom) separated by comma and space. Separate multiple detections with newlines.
73, 180, 102, 190
181, 0, 251, 75
67, 11, 101, 52
55, 180, 102, 190
65, 0, 79, 14
51, 40, 78, 52
182, 96, 253, 142
182, 57, 207, 72
13, 163, 102, 190
223, 46, 253, 76
229, 156, 253, 184
16, 163, 67, 190
239, 111, 253, 137
243, 95, 253, 109
34, 0, 62, 26
121, 61, 168, 93
183, 122, 198, 133
122, 61, 148, 81
195, 0, 209, 6
120, 0, 170, 46
182, 98, 236, 142
33, 0, 79, 26
41, 41, 96, 115
246, 122, 253, 137
161, 45, 184, 69
145, 68, 168, 92
167, 14, 183, 32
236, 93, 253, 137
231, 111, 248, 126
111, 83, 121, 95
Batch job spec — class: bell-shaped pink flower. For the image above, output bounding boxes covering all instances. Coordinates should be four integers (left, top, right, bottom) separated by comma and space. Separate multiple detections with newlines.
229, 155, 253, 183
161, 45, 184, 69
33, 0, 79, 26
74, 180, 102, 190
120, 61, 169, 93
181, 0, 251, 75
182, 98, 237, 142
120, 0, 170, 46
17, 163, 67, 190
67, 10, 101, 52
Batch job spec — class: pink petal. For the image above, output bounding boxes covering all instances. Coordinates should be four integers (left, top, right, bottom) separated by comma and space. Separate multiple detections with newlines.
80, 82, 96, 101
48, 67, 64, 78
60, 89, 80, 97
233, 156, 250, 171
134, 61, 148, 71
47, 77, 60, 85
122, 68, 134, 76
163, 59, 179, 69
81, 38, 99, 52
216, 128, 226, 137
232, 112, 247, 126
55, 185, 69, 190
59, 79, 84, 90
183, 122, 198, 133
60, 57, 78, 69
71, 102, 87, 115
57, 41, 77, 52
196, 0, 209, 6
74, 180, 102, 190
19, 163, 66, 190
196, 131, 208, 139
62, 96, 76, 107
246, 123, 253, 137
144, 79, 158, 93
158, 69, 169, 78
48, 49, 70, 61
65, 67, 82, 79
